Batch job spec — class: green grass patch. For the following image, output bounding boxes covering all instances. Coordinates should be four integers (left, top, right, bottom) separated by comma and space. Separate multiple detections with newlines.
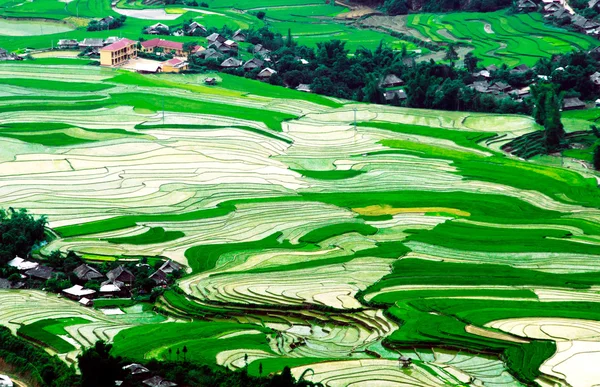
18, 317, 90, 353
106, 227, 184, 245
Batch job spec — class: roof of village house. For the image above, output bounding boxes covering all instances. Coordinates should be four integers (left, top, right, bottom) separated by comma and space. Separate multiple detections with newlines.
207, 33, 226, 43
80, 38, 105, 47
590, 0, 600, 7
379, 74, 404, 87
58, 39, 78, 44
63, 284, 96, 297
101, 38, 136, 52
489, 81, 511, 90
8, 257, 38, 271
563, 97, 586, 109
224, 39, 237, 47
296, 83, 311, 92
243, 58, 264, 69
591, 71, 600, 84
143, 376, 177, 387
383, 89, 407, 101
25, 265, 53, 280
123, 363, 150, 375
106, 265, 135, 283
196, 48, 223, 59
74, 264, 104, 281
158, 260, 181, 274
163, 58, 186, 67
149, 269, 168, 284
0, 374, 13, 387
220, 57, 242, 67
517, 0, 537, 8
233, 29, 245, 37
258, 67, 277, 77
142, 38, 183, 50
100, 283, 121, 293
253, 44, 270, 54
149, 23, 169, 29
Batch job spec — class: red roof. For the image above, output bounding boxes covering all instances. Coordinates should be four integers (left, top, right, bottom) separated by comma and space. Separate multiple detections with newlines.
164, 58, 184, 66
141, 38, 183, 50
102, 38, 136, 51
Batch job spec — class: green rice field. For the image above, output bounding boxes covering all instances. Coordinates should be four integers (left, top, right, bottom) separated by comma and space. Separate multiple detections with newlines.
0, 59, 599, 386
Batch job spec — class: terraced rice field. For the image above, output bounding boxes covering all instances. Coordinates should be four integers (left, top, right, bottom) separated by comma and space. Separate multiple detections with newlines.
1, 62, 600, 386
406, 11, 599, 66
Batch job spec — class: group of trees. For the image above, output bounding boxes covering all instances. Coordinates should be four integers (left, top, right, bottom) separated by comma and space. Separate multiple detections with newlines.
189, 28, 530, 114
0, 326, 79, 387
0, 208, 45, 267
358, 0, 512, 14
87, 16, 126, 32
531, 83, 566, 152
79, 341, 323, 387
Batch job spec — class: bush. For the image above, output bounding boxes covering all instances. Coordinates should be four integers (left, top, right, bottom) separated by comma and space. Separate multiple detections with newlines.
256, 11, 266, 19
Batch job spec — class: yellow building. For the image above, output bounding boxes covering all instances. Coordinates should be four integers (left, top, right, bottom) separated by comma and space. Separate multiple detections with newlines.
161, 58, 188, 73
100, 38, 137, 67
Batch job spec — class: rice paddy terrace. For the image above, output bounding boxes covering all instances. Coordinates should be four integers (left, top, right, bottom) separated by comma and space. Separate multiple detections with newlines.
0, 60, 600, 386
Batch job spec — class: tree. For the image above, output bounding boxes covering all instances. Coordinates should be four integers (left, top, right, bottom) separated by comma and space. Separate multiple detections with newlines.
176, 348, 180, 361
182, 345, 188, 362
286, 28, 294, 47
464, 52, 481, 73
541, 88, 565, 151
257, 11, 266, 19
79, 341, 122, 387
594, 145, 600, 170
383, 0, 408, 15
591, 125, 600, 138
168, 347, 172, 360
445, 44, 459, 61
244, 353, 248, 366
183, 41, 198, 56
259, 362, 263, 376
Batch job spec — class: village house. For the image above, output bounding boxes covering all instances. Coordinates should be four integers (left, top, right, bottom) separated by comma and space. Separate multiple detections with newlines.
472, 70, 491, 80
25, 265, 53, 281
100, 38, 138, 66
99, 16, 115, 26
186, 21, 206, 36
141, 38, 186, 56
257, 67, 277, 80
204, 77, 217, 85
73, 263, 104, 282
149, 269, 168, 285
162, 58, 188, 73
8, 257, 38, 271
379, 74, 404, 88
146, 23, 170, 35
296, 84, 311, 93
143, 376, 177, 387
517, 0, 537, 12
79, 298, 93, 307
105, 265, 135, 286
207, 33, 226, 45
253, 43, 271, 56
383, 89, 407, 103
488, 81, 512, 94
549, 7, 571, 22
572, 15, 600, 34
99, 283, 123, 297
0, 375, 13, 387
103, 36, 120, 45
563, 97, 586, 110
591, 71, 600, 87
57, 39, 79, 49
220, 57, 242, 68
543, 2, 562, 13
243, 58, 264, 71
62, 284, 97, 301
195, 48, 223, 60
79, 38, 105, 50
510, 64, 530, 75
123, 363, 150, 378
232, 29, 246, 42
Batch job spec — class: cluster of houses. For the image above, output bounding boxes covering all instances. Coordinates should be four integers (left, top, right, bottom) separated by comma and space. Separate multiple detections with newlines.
0, 256, 181, 306
117, 363, 176, 387
469, 63, 590, 110
379, 74, 408, 103
0, 48, 22, 61
62, 259, 182, 306
145, 21, 208, 37
517, 0, 600, 39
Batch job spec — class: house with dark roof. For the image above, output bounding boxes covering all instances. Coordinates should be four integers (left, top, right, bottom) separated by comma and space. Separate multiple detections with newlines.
220, 57, 242, 68
195, 48, 223, 60
123, 363, 150, 377
149, 270, 168, 285
232, 29, 246, 42
186, 21, 206, 36
517, 0, 537, 11
253, 44, 271, 56
379, 74, 404, 88
80, 38, 105, 49
243, 58, 264, 71
383, 89, 407, 102
74, 264, 104, 282
146, 23, 170, 35
296, 84, 311, 93
106, 266, 135, 286
257, 67, 277, 80
25, 265, 53, 280
488, 81, 512, 94
510, 64, 530, 74
143, 376, 177, 387
207, 33, 226, 44
591, 72, 600, 87
543, 2, 562, 13
563, 97, 586, 110
58, 39, 79, 49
